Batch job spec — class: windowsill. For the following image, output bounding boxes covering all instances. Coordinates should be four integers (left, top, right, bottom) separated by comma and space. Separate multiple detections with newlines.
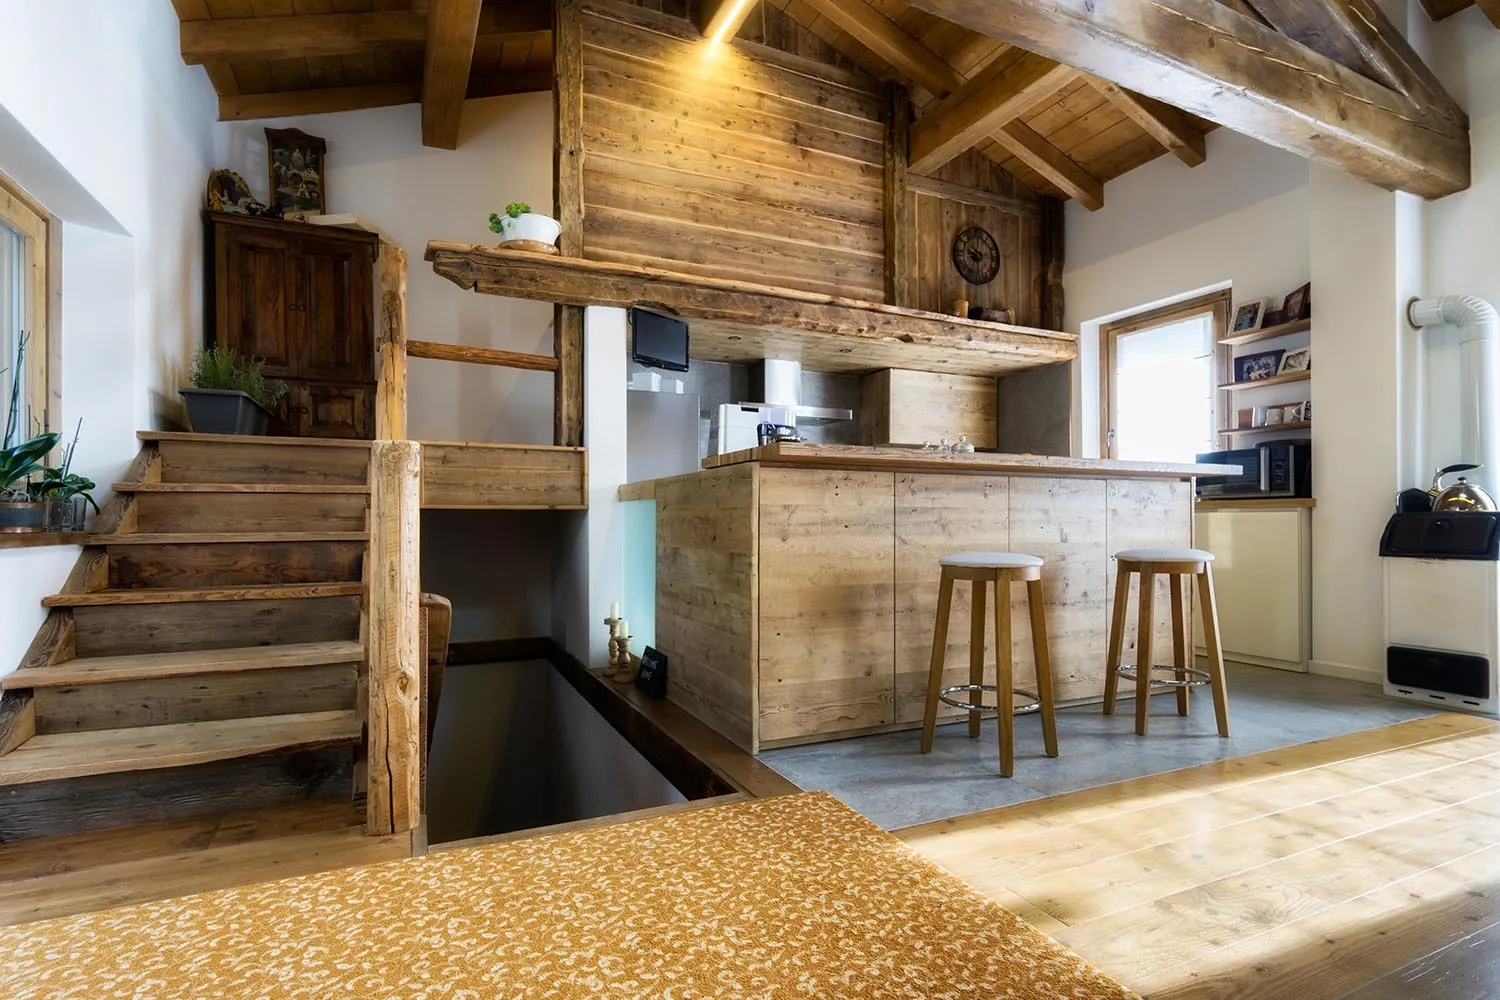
0, 533, 85, 550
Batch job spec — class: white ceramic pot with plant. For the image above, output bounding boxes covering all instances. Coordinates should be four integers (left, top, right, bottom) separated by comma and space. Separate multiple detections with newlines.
489, 202, 561, 247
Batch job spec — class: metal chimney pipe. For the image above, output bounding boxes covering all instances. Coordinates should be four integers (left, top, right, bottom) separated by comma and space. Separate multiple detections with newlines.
1409, 295, 1500, 496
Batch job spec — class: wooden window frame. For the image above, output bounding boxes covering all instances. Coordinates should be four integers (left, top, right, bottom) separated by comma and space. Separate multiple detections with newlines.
1098, 289, 1230, 459
0, 172, 51, 436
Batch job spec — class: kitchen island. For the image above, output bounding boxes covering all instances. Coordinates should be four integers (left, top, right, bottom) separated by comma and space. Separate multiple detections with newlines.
646, 444, 1238, 753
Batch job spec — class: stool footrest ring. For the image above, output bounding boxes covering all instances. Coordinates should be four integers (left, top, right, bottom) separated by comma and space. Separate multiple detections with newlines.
938, 684, 1041, 715
1114, 664, 1210, 688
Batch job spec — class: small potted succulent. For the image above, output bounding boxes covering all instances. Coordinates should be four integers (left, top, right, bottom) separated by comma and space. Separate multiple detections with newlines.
181, 345, 287, 435
489, 202, 561, 247
0, 336, 58, 533
32, 420, 98, 532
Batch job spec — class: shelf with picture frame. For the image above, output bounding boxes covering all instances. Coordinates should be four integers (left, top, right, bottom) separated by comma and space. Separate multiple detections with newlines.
1215, 284, 1312, 442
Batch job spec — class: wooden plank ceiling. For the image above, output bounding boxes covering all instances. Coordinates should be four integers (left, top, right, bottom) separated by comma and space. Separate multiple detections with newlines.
169, 0, 1471, 201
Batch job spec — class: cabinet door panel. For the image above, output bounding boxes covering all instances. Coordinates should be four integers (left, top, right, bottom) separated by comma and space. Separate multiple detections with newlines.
218, 229, 294, 376
759, 468, 894, 744
295, 239, 373, 382
1194, 509, 1308, 668
893, 474, 1009, 724
293, 381, 374, 440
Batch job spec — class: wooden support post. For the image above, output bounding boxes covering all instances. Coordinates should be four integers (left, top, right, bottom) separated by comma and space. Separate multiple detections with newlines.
367, 439, 422, 836
553, 0, 585, 448
883, 82, 914, 309
376, 246, 408, 440
1035, 196, 1065, 333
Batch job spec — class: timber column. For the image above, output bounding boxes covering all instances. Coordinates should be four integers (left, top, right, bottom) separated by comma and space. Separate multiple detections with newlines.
553, 0, 585, 447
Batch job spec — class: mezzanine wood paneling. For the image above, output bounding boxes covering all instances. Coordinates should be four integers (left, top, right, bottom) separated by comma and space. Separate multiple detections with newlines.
911, 151, 1044, 323
580, 0, 886, 301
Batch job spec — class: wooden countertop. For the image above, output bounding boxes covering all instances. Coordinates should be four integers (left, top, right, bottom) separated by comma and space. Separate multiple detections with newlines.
702, 444, 1240, 479
1196, 497, 1317, 511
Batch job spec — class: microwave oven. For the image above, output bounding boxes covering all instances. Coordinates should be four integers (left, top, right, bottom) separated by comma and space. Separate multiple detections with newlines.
1196, 442, 1312, 499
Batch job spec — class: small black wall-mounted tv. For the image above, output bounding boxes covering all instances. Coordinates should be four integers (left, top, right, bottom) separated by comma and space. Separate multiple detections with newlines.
631, 307, 690, 372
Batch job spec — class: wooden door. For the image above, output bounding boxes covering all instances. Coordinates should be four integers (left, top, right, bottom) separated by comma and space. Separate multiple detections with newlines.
758, 468, 894, 745
216, 225, 295, 376
293, 237, 373, 382
290, 381, 374, 439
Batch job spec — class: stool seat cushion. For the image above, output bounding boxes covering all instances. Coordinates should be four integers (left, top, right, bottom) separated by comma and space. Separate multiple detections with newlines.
940, 551, 1044, 569
1115, 547, 1214, 563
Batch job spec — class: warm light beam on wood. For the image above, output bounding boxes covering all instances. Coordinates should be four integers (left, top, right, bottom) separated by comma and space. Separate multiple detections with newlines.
703, 0, 759, 44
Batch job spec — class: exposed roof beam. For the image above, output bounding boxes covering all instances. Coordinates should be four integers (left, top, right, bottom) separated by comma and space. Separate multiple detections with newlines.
1244, 0, 1464, 119
422, 0, 485, 149
794, 0, 963, 95
1084, 75, 1206, 167
702, 0, 762, 43
1420, 0, 1476, 18
902, 0, 1469, 198
1477, 0, 1500, 26
991, 122, 1104, 211
219, 71, 553, 123
180, 8, 549, 64
909, 51, 1076, 174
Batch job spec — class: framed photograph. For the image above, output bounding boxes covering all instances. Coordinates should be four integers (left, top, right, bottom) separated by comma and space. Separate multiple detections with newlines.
1278, 347, 1311, 374
1251, 406, 1269, 427
1235, 349, 1285, 383
1282, 282, 1311, 322
1261, 308, 1284, 328
1236, 407, 1254, 430
1231, 300, 1265, 333
1264, 407, 1284, 426
265, 127, 327, 215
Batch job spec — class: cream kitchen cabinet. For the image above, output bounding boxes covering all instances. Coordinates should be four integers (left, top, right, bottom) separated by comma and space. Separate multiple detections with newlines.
1194, 505, 1312, 671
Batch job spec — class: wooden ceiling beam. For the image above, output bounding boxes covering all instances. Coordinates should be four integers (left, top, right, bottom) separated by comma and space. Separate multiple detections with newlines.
909, 51, 1077, 174
1243, 0, 1464, 120
794, 0, 964, 96
421, 0, 485, 150
901, 0, 1469, 198
1420, 0, 1475, 18
219, 83, 420, 121
180, 8, 549, 64
702, 0, 762, 43
991, 122, 1104, 210
1084, 75, 1206, 167
1476, 0, 1500, 26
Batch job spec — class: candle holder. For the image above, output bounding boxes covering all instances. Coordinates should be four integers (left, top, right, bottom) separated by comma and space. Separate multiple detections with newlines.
611, 635, 638, 683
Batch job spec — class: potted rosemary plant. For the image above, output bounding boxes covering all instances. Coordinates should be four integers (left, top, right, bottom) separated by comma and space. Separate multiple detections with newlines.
181, 345, 287, 435
0, 336, 58, 533
489, 202, 561, 247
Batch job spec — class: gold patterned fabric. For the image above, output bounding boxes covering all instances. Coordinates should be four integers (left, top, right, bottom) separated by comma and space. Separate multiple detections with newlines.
1, 792, 1136, 999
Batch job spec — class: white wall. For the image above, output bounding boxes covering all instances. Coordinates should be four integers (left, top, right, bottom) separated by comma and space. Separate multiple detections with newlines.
216, 95, 556, 444
0, 1, 217, 673
1063, 5, 1500, 685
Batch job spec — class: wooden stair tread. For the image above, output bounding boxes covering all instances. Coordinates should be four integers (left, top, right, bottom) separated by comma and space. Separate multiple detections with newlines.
3, 640, 365, 690
138, 431, 372, 450
43, 582, 364, 607
0, 711, 361, 785
112, 482, 370, 494
94, 531, 370, 546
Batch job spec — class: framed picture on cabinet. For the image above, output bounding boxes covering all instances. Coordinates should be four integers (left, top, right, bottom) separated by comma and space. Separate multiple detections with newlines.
265, 127, 327, 216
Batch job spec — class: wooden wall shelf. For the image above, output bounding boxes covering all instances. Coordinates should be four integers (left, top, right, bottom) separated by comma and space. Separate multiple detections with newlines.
424, 244, 1077, 378
1219, 370, 1312, 392
1218, 317, 1311, 348
1221, 420, 1313, 435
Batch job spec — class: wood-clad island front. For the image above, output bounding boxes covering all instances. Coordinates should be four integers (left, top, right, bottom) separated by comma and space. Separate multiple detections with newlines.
650, 444, 1236, 754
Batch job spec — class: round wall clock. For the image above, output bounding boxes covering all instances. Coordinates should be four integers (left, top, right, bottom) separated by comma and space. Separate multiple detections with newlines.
952, 226, 1000, 286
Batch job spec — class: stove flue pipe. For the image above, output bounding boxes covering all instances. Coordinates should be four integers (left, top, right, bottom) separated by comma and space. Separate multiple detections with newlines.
1408, 295, 1500, 495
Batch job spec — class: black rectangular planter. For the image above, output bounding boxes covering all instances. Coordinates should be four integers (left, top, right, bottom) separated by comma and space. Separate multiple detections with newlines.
180, 388, 273, 436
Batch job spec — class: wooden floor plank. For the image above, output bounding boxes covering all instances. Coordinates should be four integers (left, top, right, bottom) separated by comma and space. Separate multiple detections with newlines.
902, 714, 1500, 1000
3, 641, 366, 689
0, 711, 360, 785
0, 824, 408, 927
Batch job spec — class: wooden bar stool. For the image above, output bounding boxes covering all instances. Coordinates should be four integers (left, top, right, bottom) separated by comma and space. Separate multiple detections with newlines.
1103, 547, 1230, 737
920, 552, 1059, 777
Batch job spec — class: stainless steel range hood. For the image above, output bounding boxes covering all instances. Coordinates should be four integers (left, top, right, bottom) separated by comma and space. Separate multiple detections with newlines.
744, 359, 852, 424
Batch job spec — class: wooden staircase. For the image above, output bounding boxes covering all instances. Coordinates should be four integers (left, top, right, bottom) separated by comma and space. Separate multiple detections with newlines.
0, 431, 415, 924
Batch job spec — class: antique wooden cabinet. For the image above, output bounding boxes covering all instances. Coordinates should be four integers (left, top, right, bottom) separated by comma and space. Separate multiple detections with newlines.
205, 212, 378, 438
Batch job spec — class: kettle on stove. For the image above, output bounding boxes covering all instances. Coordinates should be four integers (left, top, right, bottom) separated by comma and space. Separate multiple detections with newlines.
1429, 463, 1498, 513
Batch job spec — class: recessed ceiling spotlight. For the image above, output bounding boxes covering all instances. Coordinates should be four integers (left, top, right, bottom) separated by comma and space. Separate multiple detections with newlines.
839, 348, 853, 354
727, 335, 742, 341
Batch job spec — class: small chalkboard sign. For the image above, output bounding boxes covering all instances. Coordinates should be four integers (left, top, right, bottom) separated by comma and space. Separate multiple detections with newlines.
635, 646, 668, 698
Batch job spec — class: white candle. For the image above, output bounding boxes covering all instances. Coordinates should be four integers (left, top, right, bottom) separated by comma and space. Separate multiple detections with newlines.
617, 619, 629, 638
609, 601, 620, 620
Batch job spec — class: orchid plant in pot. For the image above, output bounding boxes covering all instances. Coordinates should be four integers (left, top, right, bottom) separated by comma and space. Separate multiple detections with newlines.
31, 420, 98, 532
488, 202, 561, 248
0, 336, 59, 533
